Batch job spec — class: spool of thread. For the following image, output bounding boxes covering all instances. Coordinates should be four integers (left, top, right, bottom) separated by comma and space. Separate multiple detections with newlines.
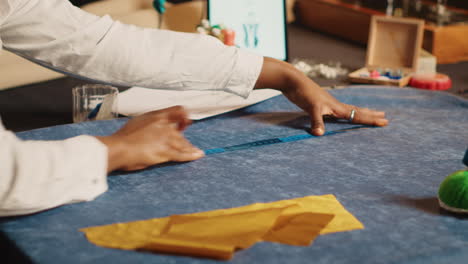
370, 70, 380, 78
438, 149, 468, 214
409, 73, 452, 90
438, 170, 468, 213
222, 29, 235, 46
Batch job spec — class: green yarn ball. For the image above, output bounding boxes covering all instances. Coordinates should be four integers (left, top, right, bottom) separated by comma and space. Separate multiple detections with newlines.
438, 170, 468, 213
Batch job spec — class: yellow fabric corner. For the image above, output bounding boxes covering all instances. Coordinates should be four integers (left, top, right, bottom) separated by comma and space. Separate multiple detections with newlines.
293, 194, 364, 234
263, 212, 334, 246
259, 194, 363, 245
81, 194, 364, 260
81, 217, 170, 250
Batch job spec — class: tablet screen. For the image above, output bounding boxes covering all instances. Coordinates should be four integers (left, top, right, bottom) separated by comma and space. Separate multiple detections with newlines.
207, 0, 288, 61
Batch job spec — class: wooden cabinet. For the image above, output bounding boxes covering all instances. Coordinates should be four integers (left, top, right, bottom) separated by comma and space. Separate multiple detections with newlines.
296, 0, 468, 63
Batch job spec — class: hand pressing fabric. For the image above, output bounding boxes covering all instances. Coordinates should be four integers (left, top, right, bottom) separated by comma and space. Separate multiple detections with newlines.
255, 57, 389, 136
97, 106, 204, 172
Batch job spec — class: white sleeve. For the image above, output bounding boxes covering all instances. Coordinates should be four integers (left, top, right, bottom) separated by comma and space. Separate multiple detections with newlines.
0, 120, 108, 216
0, 0, 263, 98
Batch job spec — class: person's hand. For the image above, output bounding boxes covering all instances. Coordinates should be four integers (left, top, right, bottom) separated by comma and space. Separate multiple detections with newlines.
96, 106, 204, 172
255, 57, 389, 136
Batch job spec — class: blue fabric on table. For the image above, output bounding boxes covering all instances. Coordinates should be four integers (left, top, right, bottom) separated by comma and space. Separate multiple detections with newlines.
1, 86, 468, 264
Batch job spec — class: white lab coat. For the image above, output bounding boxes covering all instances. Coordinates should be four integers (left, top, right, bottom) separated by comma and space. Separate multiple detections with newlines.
0, 0, 263, 216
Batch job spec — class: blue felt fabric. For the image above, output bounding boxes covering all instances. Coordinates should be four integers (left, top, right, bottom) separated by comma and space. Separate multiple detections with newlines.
1, 86, 468, 264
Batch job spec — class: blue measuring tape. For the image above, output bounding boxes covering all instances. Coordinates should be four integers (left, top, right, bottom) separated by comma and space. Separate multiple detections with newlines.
204, 125, 373, 155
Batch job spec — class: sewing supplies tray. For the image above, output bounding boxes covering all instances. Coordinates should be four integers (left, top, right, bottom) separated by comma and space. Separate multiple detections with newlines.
348, 16, 424, 87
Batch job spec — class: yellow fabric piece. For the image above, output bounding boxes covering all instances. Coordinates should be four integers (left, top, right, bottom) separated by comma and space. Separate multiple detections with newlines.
81, 194, 363, 260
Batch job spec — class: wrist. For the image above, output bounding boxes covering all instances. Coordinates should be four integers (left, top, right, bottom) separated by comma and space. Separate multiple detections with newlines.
254, 57, 305, 94
95, 136, 125, 172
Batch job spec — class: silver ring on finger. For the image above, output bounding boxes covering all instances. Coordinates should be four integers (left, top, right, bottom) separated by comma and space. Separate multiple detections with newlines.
348, 109, 356, 122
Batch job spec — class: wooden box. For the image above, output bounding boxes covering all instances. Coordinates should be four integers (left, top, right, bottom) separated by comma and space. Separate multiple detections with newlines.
348, 16, 424, 87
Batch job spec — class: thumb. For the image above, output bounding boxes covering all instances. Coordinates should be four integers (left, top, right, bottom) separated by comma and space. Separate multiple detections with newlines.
166, 106, 192, 131
310, 106, 325, 136
173, 147, 205, 162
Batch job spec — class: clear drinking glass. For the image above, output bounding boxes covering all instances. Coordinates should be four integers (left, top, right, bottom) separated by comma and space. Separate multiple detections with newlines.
72, 84, 119, 123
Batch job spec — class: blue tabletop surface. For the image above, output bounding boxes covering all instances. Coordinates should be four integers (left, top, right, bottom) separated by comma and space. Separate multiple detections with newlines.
2, 86, 468, 264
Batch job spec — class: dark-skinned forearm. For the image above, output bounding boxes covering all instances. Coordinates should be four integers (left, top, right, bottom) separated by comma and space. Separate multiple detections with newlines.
254, 57, 300, 92
254, 57, 324, 114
